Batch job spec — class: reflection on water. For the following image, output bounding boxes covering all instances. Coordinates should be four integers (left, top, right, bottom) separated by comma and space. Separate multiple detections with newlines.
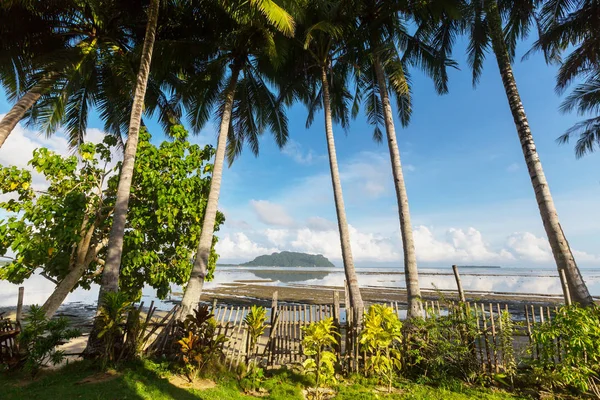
1, 265, 599, 309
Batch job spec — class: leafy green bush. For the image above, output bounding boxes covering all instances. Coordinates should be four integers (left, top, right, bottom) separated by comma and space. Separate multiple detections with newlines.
529, 305, 600, 397
406, 304, 479, 383
17, 305, 80, 376
176, 305, 227, 382
237, 359, 265, 393
359, 304, 403, 392
302, 317, 339, 399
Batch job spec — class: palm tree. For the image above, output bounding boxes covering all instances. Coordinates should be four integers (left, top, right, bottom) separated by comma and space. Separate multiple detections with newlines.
96, 0, 160, 300
352, 0, 458, 318
533, 0, 600, 157
461, 0, 593, 305
278, 0, 366, 317
177, 0, 295, 319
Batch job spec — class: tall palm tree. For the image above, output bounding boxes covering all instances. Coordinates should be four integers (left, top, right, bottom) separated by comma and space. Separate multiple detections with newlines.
277, 0, 365, 317
352, 0, 458, 317
97, 0, 160, 299
461, 0, 593, 305
177, 0, 295, 318
0, 0, 68, 146
533, 0, 600, 157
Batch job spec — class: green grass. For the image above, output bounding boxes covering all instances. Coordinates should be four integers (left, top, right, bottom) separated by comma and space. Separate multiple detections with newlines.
0, 361, 527, 400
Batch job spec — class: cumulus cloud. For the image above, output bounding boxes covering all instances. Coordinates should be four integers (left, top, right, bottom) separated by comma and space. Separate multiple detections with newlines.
505, 232, 553, 263
306, 216, 337, 231
216, 232, 279, 260
250, 200, 295, 227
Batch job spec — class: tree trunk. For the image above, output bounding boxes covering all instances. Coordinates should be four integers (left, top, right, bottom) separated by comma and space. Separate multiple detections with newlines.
0, 74, 57, 148
373, 57, 422, 318
41, 239, 107, 319
178, 65, 241, 320
320, 66, 364, 317
485, 0, 593, 305
96, 0, 159, 302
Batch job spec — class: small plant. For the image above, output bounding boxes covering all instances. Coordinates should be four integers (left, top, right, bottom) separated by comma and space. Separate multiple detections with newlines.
494, 309, 516, 388
244, 305, 267, 361
302, 317, 339, 399
17, 305, 80, 377
176, 305, 227, 382
529, 305, 600, 397
95, 291, 132, 367
238, 359, 266, 393
359, 304, 402, 392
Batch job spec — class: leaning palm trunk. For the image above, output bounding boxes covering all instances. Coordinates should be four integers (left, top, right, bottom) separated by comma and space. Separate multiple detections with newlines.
178, 66, 241, 320
96, 0, 160, 301
485, 0, 593, 305
373, 58, 422, 318
0, 73, 57, 148
42, 240, 107, 319
320, 66, 364, 317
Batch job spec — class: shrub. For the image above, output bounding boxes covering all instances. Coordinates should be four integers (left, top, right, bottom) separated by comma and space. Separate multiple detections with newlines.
176, 305, 227, 382
529, 305, 600, 397
359, 304, 402, 392
302, 317, 339, 399
405, 304, 479, 382
17, 305, 80, 376
95, 291, 132, 367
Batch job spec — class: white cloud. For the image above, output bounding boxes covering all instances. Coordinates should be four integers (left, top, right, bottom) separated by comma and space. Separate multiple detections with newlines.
282, 139, 321, 165
506, 162, 520, 172
250, 200, 295, 227
265, 229, 289, 246
405, 164, 416, 172
215, 232, 279, 260
306, 216, 337, 231
505, 232, 553, 263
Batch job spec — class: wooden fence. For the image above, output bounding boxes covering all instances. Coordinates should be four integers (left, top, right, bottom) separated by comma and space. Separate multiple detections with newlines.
200, 291, 566, 374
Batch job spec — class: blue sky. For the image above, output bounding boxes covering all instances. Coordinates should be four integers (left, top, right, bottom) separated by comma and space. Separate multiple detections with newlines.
1, 35, 599, 268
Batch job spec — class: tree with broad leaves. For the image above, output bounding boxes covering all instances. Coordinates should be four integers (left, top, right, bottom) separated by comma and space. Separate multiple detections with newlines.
0, 125, 223, 318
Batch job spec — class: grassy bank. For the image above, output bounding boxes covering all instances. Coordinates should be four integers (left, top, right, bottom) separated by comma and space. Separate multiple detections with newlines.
0, 360, 525, 400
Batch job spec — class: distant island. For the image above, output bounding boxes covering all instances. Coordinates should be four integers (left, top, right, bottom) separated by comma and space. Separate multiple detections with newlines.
241, 251, 335, 268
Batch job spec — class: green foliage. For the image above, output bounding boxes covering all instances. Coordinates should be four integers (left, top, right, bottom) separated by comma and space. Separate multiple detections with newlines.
359, 304, 403, 392
176, 306, 227, 382
242, 251, 335, 268
17, 304, 80, 376
529, 305, 600, 396
494, 310, 516, 387
237, 360, 265, 393
302, 317, 339, 398
244, 305, 267, 360
406, 305, 479, 383
0, 126, 223, 303
96, 291, 132, 367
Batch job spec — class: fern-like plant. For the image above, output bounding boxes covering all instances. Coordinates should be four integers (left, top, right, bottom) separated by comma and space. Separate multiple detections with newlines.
17, 305, 80, 377
96, 291, 132, 368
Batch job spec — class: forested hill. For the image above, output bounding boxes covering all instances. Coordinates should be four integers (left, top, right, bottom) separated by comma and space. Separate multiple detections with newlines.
241, 251, 335, 268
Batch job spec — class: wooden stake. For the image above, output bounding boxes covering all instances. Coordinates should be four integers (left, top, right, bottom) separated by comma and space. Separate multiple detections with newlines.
559, 268, 572, 306
16, 287, 24, 327
452, 265, 466, 302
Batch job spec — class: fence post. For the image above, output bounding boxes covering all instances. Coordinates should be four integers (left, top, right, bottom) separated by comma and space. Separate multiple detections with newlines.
16, 287, 24, 327
452, 265, 466, 302
559, 269, 572, 306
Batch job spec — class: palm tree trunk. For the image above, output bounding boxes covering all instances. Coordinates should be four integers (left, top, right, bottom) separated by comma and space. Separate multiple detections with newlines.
485, 0, 593, 305
373, 58, 422, 318
320, 66, 364, 317
178, 65, 241, 320
96, 0, 160, 301
0, 74, 57, 148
